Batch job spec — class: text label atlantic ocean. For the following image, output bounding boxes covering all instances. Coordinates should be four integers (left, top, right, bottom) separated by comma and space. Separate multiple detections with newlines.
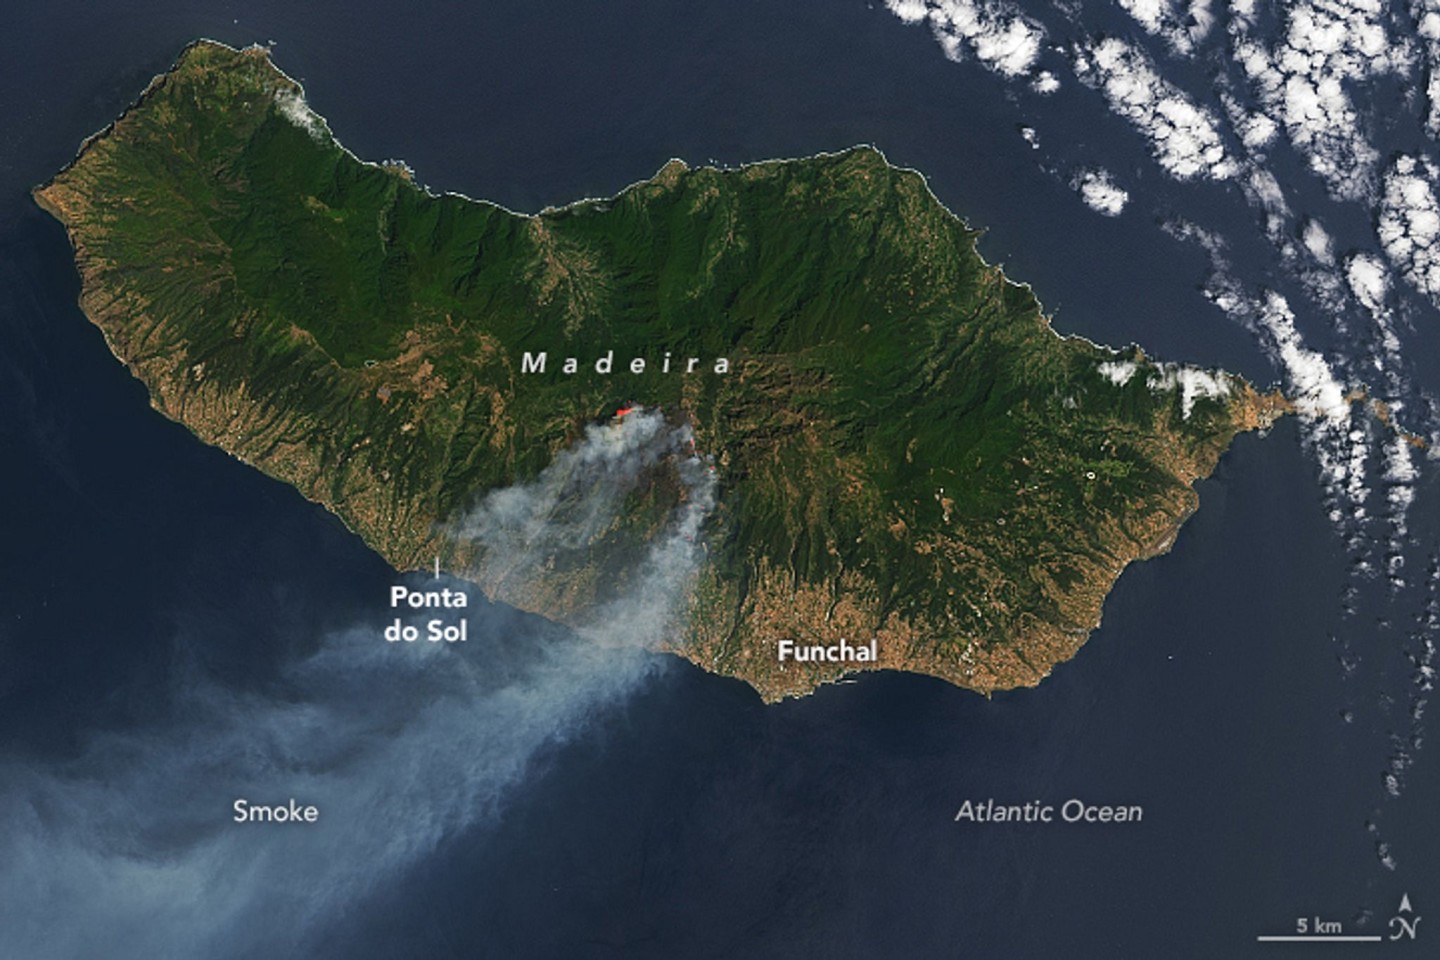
954, 799, 1143, 823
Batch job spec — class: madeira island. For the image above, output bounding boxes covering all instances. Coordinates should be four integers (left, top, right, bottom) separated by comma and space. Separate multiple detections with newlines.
35, 41, 1286, 701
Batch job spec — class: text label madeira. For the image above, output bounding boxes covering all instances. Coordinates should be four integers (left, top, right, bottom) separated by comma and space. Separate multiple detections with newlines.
522, 350, 731, 375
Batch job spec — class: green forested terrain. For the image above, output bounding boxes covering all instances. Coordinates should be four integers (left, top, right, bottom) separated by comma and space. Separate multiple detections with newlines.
37, 41, 1280, 698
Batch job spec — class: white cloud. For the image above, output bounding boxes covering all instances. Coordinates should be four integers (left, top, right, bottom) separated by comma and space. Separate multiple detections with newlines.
1246, 168, 1289, 214
1071, 167, 1130, 216
1031, 70, 1061, 94
1378, 154, 1440, 303
1345, 251, 1391, 311
1231, 0, 1413, 200
273, 88, 328, 142
1072, 37, 1238, 180
1411, 1, 1440, 137
1233, 107, 1280, 150
886, 0, 929, 23
882, 0, 1046, 78
1384, 431, 1418, 540
1100, 356, 1232, 418
1098, 359, 1139, 385
1302, 217, 1335, 264
1253, 290, 1351, 422
1240, 167, 1294, 241
1161, 215, 1228, 256
1231, 290, 1369, 531
884, 0, 1421, 544
1385, 430, 1420, 482
1146, 363, 1232, 417
1119, 0, 1215, 56
1180, 228, 1362, 522
1120, 0, 1169, 34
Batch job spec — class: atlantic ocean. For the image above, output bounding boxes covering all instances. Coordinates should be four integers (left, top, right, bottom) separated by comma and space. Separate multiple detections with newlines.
0, 1, 1434, 957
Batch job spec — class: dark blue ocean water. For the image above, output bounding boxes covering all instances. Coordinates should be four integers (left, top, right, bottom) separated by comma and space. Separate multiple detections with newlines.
1, 2, 1436, 957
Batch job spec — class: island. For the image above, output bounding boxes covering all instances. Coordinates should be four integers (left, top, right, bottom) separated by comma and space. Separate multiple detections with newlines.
35, 41, 1286, 700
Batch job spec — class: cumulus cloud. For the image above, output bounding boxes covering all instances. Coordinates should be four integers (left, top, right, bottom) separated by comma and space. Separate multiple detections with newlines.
1070, 167, 1130, 215
1412, 0, 1440, 137
1098, 356, 1231, 417
1246, 292, 1373, 531
1097, 359, 1138, 385
1220, 88, 1282, 151
1378, 154, 1440, 303
1345, 251, 1391, 312
1237, 112, 1279, 150
1384, 430, 1418, 503
1252, 290, 1351, 422
1218, 284, 1371, 528
1118, 0, 1216, 56
1167, 212, 1368, 525
1231, 0, 1412, 200
882, 0, 1046, 78
1072, 37, 1238, 180
1241, 167, 1293, 241
886, 0, 1427, 620
1145, 363, 1232, 417
1302, 217, 1336, 264
1337, 248, 1404, 418
1031, 70, 1061, 94
273, 88, 329, 141
1246, 168, 1289, 215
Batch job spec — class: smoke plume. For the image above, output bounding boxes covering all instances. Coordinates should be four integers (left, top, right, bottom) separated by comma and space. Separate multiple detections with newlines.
0, 409, 716, 958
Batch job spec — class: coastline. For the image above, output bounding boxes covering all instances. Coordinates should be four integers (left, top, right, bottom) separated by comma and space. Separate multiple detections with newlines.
34, 39, 1285, 704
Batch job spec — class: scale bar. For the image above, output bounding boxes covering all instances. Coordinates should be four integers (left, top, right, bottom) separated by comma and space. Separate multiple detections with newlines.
1257, 936, 1383, 943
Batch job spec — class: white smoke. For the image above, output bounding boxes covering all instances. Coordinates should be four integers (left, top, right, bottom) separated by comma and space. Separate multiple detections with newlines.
454, 408, 716, 646
0, 610, 662, 958
0, 411, 717, 958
